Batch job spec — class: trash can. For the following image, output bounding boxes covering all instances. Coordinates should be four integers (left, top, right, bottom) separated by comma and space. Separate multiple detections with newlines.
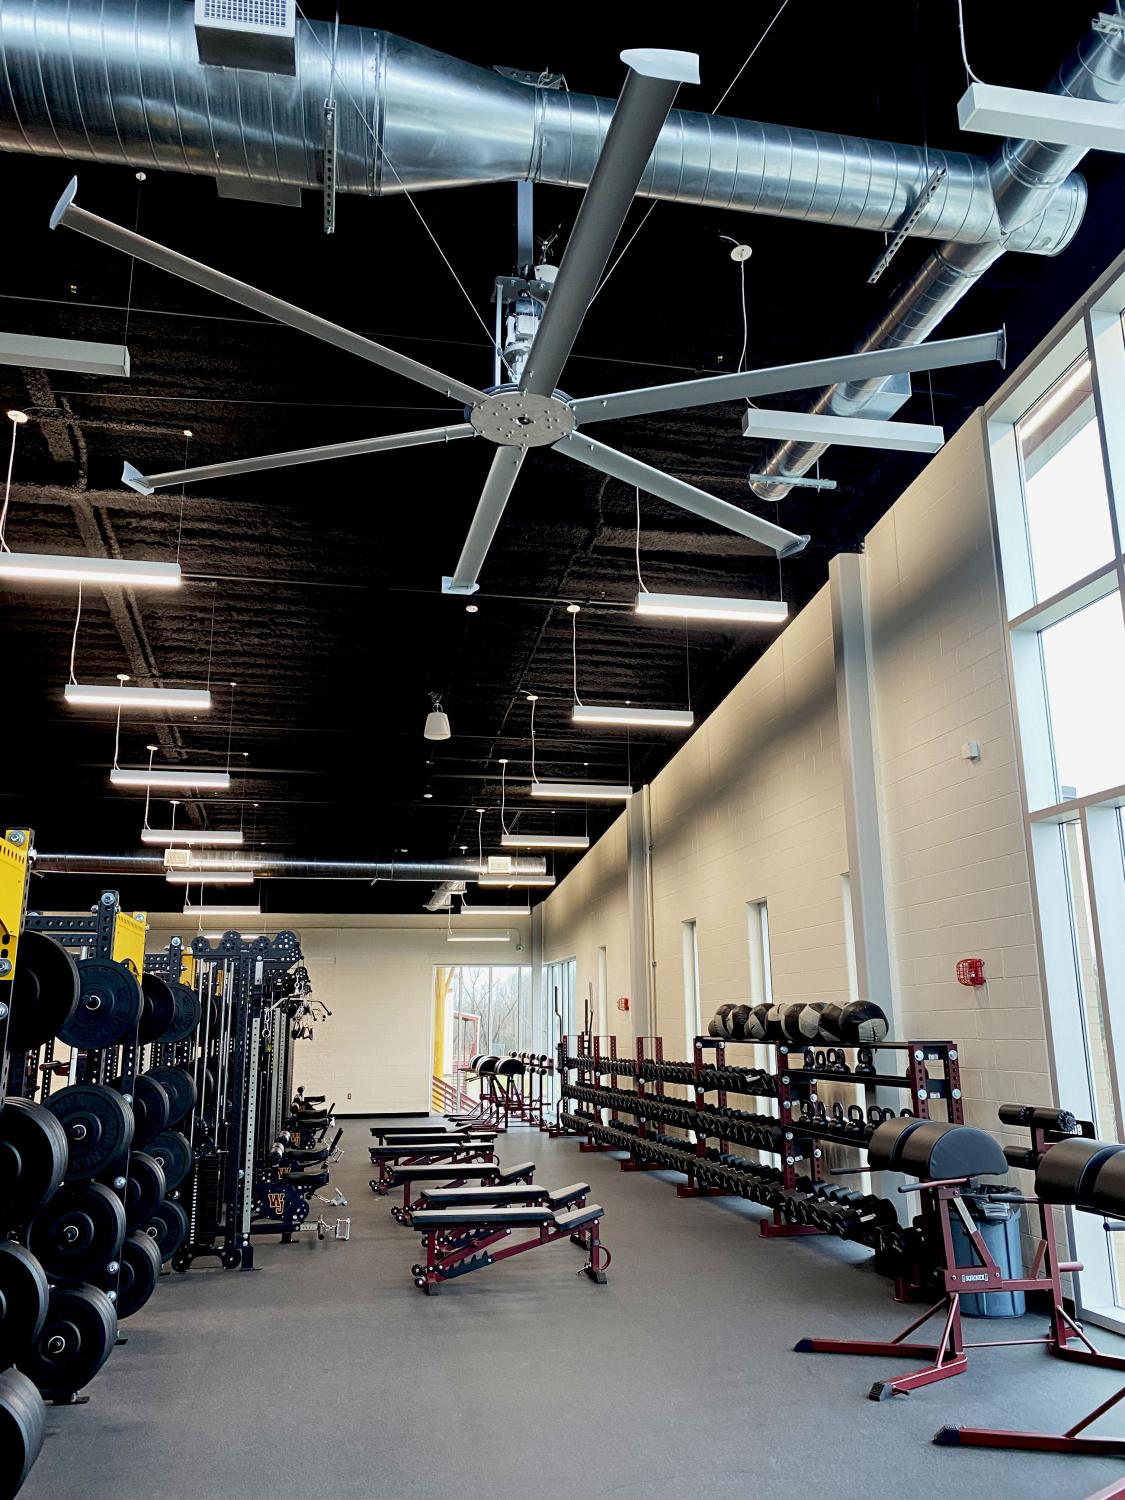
950, 1197, 1025, 1317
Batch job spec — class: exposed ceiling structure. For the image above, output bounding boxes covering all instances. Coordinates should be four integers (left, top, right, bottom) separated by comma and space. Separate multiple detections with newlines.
1, 2, 1123, 917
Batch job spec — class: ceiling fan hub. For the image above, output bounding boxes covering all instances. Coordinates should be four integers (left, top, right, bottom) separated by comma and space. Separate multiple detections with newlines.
470, 390, 574, 448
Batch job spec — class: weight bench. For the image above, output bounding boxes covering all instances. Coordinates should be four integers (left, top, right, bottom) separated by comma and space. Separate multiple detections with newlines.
408, 1188, 607, 1294
369, 1139, 498, 1194
385, 1159, 536, 1225
370, 1125, 474, 1141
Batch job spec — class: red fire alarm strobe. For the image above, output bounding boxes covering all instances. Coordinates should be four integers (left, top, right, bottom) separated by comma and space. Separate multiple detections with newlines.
956, 958, 986, 987
616, 996, 630, 1012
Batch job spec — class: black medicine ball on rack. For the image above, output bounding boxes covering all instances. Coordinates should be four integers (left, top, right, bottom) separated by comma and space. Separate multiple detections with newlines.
817, 1003, 845, 1042
726, 1005, 753, 1041
837, 1000, 889, 1045
744, 1004, 771, 1042
708, 1005, 733, 1038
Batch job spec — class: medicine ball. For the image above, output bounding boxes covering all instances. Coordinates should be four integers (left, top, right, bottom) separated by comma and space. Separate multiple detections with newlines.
817, 1003, 845, 1042
764, 1004, 787, 1041
726, 1005, 752, 1041
744, 1004, 771, 1041
796, 1002, 828, 1042
780, 1004, 807, 1043
709, 1005, 733, 1038
838, 1000, 889, 1045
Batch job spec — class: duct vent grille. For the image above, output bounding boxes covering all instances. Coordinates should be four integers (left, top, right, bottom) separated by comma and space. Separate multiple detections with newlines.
194, 0, 295, 74
201, 0, 290, 29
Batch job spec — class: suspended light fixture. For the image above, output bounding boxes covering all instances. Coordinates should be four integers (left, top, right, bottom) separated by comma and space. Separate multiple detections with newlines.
0, 553, 182, 587
957, 81, 1125, 153
478, 872, 557, 888
141, 828, 243, 846
530, 782, 630, 801
446, 930, 513, 943
65, 679, 211, 711
166, 870, 254, 885
635, 592, 788, 625
459, 903, 532, 917
567, 602, 693, 730
183, 903, 262, 917
500, 832, 590, 851
113, 766, 230, 790
741, 407, 943, 453
424, 692, 451, 740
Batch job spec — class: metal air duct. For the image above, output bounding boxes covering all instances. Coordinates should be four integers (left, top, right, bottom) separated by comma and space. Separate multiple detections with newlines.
750, 4, 1125, 498
31, 853, 546, 881
0, 2, 1084, 256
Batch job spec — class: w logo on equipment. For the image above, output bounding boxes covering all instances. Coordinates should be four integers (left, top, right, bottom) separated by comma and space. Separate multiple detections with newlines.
268, 1191, 286, 1217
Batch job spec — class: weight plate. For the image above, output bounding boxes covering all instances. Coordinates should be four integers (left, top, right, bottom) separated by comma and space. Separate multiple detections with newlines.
115, 1074, 170, 1147
28, 1181, 126, 1282
146, 1068, 197, 1127
0, 1243, 49, 1369
138, 972, 177, 1043
18, 1283, 117, 1399
9, 931, 80, 1052
116, 1232, 161, 1320
0, 1097, 69, 1221
163, 983, 202, 1044
59, 959, 142, 1050
124, 1151, 166, 1230
45, 1085, 134, 1180
0, 1367, 46, 1500
146, 1131, 192, 1192
145, 1198, 189, 1262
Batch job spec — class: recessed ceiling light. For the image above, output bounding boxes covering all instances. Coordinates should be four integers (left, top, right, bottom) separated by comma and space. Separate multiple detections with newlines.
465, 604, 478, 613
423, 791, 433, 799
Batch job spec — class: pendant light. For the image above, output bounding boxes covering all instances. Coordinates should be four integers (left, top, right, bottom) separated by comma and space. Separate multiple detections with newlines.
567, 601, 693, 729
424, 692, 451, 740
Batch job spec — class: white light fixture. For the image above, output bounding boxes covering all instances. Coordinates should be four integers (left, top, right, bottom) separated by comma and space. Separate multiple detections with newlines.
0, 332, 131, 378
166, 870, 254, 885
957, 82, 1125, 154
530, 781, 631, 801
741, 407, 944, 453
446, 930, 513, 943
65, 681, 212, 711
572, 703, 694, 729
141, 828, 244, 846
479, 873, 557, 888
424, 692, 451, 740
459, 904, 532, 917
183, 903, 262, 917
500, 832, 591, 851
112, 767, 231, 790
0, 553, 182, 587
635, 591, 789, 625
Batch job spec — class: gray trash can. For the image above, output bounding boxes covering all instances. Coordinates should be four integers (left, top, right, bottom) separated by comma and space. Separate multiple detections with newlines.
950, 1197, 1025, 1317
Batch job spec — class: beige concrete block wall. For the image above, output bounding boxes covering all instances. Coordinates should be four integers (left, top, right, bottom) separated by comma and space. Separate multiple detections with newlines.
541, 814, 630, 1045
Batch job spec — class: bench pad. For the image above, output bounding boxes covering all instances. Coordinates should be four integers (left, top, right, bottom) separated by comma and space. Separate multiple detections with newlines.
547, 1183, 590, 1209
496, 1161, 536, 1183
411, 1206, 554, 1230
553, 1203, 603, 1232
421, 1185, 544, 1207
369, 1144, 495, 1161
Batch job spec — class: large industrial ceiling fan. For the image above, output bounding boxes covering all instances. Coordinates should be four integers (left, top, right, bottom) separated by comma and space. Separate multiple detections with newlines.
50, 47, 1006, 594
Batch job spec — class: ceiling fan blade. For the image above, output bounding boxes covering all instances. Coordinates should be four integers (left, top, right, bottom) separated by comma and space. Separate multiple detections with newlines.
120, 423, 476, 494
50, 178, 486, 408
519, 50, 698, 398
557, 431, 809, 557
442, 447, 528, 594
568, 329, 1008, 425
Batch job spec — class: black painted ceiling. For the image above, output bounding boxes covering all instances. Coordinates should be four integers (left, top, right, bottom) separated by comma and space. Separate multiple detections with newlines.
1, 2, 1121, 915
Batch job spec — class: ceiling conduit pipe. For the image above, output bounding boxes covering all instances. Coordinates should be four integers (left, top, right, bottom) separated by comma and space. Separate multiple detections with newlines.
749, 3, 1125, 499
0, 1, 1085, 255
30, 853, 547, 881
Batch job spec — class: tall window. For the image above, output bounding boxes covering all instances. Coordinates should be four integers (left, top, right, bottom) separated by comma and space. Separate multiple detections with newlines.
989, 273, 1125, 1331
840, 875, 859, 1000
746, 900, 772, 1005
682, 920, 701, 1049
597, 946, 608, 1038
438, 965, 533, 1096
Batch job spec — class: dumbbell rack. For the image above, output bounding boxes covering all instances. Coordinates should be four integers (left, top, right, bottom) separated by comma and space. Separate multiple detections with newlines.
559, 1033, 964, 1283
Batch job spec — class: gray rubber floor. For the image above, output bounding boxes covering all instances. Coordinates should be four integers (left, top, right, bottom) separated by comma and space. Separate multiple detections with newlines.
21, 1118, 1125, 1500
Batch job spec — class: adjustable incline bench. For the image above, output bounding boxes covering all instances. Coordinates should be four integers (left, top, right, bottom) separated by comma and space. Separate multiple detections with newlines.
369, 1134, 498, 1194
408, 1181, 608, 1294
384, 1159, 537, 1225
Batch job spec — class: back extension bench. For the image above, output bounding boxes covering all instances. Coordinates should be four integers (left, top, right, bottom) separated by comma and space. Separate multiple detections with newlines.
409, 1184, 608, 1294
369, 1137, 498, 1195
385, 1160, 536, 1225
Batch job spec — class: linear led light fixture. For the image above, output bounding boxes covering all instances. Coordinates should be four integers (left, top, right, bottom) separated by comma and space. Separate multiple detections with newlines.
446, 930, 513, 943
636, 592, 789, 625
65, 682, 212, 711
0, 553, 182, 587
572, 704, 694, 730
459, 904, 532, 917
111, 767, 231, 790
141, 828, 244, 846
500, 833, 591, 851
741, 408, 944, 453
166, 870, 254, 885
183, 903, 262, 917
530, 782, 631, 801
0, 331, 130, 377
478, 873, 557, 888
957, 82, 1125, 154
